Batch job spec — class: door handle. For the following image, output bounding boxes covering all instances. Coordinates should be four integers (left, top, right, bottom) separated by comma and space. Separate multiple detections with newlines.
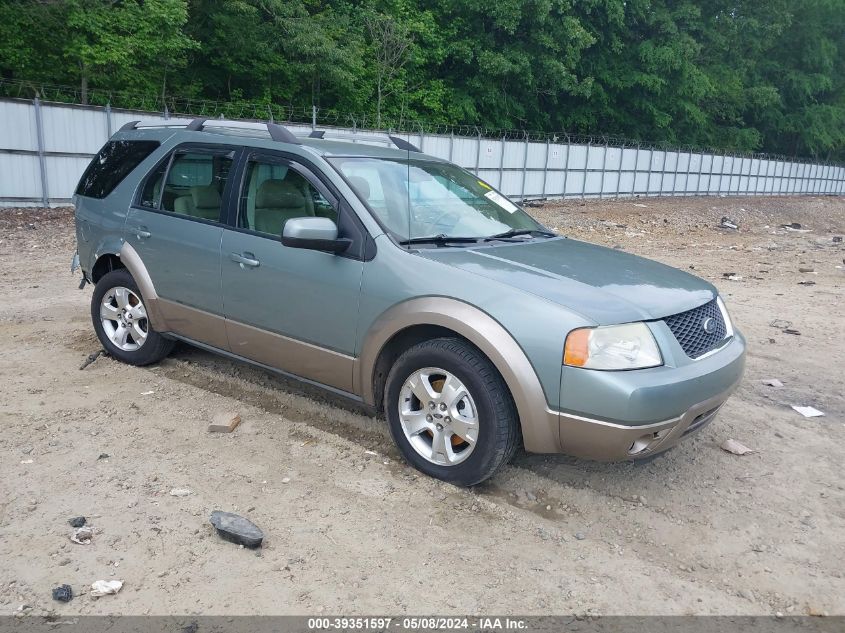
133, 227, 151, 240
229, 252, 260, 268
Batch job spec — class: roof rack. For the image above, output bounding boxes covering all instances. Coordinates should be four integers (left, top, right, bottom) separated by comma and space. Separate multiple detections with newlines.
121, 118, 300, 144
120, 118, 422, 152
308, 129, 420, 152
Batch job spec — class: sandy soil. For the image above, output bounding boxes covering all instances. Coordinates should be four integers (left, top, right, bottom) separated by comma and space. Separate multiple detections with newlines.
0, 195, 843, 617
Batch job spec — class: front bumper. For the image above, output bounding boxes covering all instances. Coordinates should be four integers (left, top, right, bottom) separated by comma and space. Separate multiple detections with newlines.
553, 330, 746, 460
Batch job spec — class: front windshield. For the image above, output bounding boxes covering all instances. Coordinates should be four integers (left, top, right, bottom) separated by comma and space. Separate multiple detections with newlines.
328, 157, 546, 241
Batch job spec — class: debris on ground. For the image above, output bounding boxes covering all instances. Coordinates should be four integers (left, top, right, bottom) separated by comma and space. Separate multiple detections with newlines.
68, 516, 86, 528
791, 405, 825, 418
720, 439, 756, 455
70, 526, 93, 545
782, 328, 801, 335
798, 267, 815, 273
209, 510, 264, 548
797, 280, 816, 286
79, 349, 104, 370
720, 217, 739, 230
770, 319, 791, 329
169, 488, 192, 497
51, 584, 73, 602
98, 453, 109, 460
208, 412, 242, 434
780, 223, 811, 233
722, 272, 743, 281
140, 390, 155, 396
762, 378, 784, 388
834, 236, 843, 243
90, 580, 123, 597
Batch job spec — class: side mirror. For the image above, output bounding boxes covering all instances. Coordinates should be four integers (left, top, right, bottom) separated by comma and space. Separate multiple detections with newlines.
281, 217, 351, 254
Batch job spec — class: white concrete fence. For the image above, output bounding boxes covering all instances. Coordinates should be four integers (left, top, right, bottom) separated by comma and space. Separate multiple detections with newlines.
1, 96, 843, 207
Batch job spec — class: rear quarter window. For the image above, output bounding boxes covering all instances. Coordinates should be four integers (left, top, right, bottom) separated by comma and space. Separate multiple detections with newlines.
76, 140, 160, 199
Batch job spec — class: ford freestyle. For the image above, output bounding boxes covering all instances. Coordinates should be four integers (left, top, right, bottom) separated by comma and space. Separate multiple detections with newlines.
72, 119, 746, 486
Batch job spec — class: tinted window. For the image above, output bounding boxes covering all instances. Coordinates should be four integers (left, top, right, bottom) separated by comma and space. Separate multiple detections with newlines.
161, 152, 233, 222
76, 140, 160, 199
139, 161, 167, 208
238, 159, 337, 236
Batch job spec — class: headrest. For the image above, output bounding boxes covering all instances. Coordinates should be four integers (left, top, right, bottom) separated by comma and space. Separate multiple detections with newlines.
191, 185, 221, 209
256, 179, 306, 209
348, 176, 371, 200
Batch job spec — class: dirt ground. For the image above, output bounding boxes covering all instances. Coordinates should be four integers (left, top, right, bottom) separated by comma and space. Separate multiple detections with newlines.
0, 195, 843, 618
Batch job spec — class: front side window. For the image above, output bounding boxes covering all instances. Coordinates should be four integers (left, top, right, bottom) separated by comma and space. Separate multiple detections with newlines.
238, 159, 337, 236
160, 151, 233, 221
329, 157, 543, 241
76, 140, 160, 199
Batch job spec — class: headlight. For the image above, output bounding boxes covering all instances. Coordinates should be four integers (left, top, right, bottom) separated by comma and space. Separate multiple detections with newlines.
564, 322, 663, 370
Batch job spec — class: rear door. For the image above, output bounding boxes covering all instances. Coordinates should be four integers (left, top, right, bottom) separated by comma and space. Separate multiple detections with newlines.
124, 144, 238, 350
219, 152, 368, 392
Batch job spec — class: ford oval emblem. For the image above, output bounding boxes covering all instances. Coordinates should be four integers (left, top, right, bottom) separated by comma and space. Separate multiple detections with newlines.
701, 317, 716, 334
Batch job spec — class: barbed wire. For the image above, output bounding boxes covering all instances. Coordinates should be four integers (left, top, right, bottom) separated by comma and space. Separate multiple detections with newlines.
0, 77, 838, 166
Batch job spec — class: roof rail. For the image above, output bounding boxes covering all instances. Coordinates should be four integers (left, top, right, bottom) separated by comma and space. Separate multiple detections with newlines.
308, 129, 420, 152
119, 118, 300, 144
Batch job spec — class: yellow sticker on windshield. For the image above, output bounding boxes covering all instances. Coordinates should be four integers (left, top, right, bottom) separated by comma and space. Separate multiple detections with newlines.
477, 180, 492, 190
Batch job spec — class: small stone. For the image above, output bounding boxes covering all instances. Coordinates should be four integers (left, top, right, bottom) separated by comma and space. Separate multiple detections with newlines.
208, 412, 241, 433
798, 267, 814, 273
68, 516, 86, 528
209, 510, 264, 548
169, 488, 192, 497
574, 532, 586, 541
52, 584, 73, 602
281, 477, 291, 484
57, 558, 71, 566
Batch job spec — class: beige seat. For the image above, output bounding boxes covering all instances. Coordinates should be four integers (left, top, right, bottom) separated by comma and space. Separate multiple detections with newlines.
254, 179, 313, 235
173, 185, 221, 221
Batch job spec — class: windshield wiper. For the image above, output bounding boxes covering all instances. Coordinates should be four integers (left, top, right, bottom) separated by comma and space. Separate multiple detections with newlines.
398, 234, 480, 246
483, 228, 558, 241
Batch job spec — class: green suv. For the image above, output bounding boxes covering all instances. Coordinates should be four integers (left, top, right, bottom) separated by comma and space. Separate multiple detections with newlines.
72, 120, 746, 486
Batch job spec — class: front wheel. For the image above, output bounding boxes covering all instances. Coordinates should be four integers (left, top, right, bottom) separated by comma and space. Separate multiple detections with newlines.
384, 338, 519, 486
91, 268, 174, 366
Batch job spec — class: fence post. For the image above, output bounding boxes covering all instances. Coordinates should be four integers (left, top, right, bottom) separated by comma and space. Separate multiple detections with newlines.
562, 136, 571, 198
581, 140, 591, 199
474, 132, 482, 176
696, 152, 705, 196
615, 142, 625, 199
646, 147, 654, 196
520, 133, 529, 200
448, 131, 454, 164
311, 105, 317, 131
33, 96, 50, 207
657, 147, 667, 197
105, 102, 112, 138
498, 135, 506, 192
631, 143, 640, 197
541, 138, 550, 199
683, 149, 692, 195
672, 147, 680, 196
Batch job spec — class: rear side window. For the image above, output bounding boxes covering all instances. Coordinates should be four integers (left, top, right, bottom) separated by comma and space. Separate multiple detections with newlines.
76, 140, 160, 199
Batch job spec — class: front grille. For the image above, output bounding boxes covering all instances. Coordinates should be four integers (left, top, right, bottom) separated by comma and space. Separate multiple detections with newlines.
664, 299, 727, 359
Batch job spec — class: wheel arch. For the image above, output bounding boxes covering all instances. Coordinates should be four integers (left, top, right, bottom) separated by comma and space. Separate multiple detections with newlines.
355, 297, 561, 452
90, 242, 167, 331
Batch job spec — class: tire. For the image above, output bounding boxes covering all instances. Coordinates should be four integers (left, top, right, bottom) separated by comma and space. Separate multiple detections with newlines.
384, 337, 519, 486
91, 268, 174, 366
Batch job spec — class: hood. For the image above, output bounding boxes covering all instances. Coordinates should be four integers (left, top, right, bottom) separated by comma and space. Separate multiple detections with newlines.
418, 237, 716, 325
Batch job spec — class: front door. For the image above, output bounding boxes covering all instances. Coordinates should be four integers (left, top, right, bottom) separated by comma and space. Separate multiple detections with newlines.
124, 145, 237, 350
220, 153, 365, 393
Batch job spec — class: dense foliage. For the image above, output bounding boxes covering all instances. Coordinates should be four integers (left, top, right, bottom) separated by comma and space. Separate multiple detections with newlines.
1, 0, 843, 159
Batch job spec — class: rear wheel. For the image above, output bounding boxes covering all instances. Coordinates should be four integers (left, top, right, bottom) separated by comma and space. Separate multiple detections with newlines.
91, 268, 173, 366
384, 337, 519, 486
